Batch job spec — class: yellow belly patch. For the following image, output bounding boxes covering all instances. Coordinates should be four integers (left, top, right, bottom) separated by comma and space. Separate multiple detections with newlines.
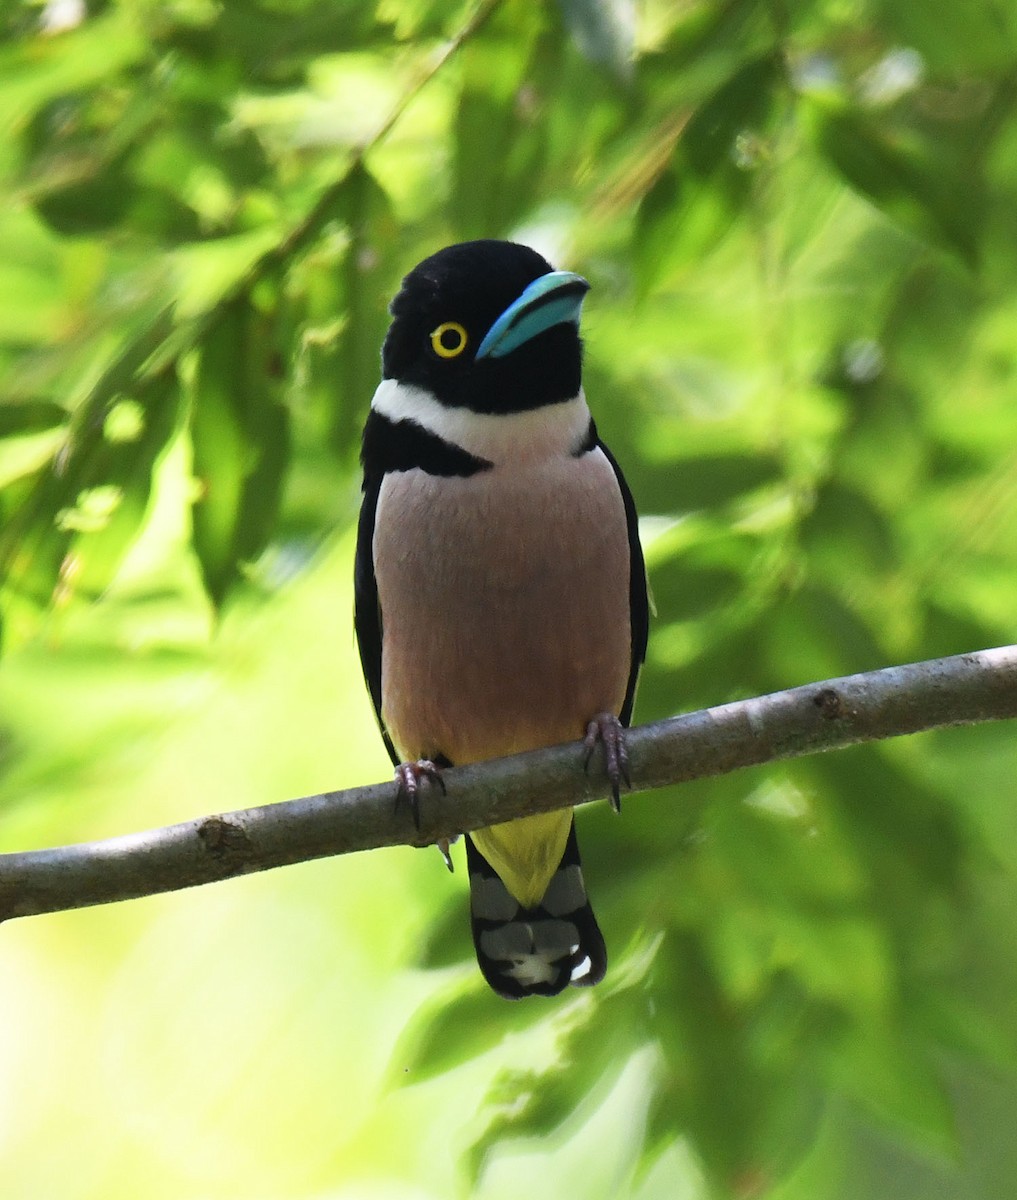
470, 809, 573, 909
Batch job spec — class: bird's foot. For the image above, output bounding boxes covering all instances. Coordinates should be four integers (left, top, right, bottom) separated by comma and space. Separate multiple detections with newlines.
394, 759, 447, 831
583, 712, 631, 813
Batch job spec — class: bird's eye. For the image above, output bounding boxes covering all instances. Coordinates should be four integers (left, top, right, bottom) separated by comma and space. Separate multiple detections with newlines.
430, 321, 469, 359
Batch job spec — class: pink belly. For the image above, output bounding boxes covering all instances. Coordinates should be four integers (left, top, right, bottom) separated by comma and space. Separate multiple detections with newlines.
374, 449, 632, 764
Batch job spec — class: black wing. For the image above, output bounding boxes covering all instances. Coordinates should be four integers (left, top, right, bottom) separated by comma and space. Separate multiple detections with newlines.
353, 471, 399, 766
596, 435, 649, 726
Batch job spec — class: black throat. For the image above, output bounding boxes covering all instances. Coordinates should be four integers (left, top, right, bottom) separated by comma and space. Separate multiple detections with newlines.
360, 409, 492, 481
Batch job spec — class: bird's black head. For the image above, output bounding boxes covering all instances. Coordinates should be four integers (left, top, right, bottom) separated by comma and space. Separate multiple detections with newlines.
381, 240, 588, 415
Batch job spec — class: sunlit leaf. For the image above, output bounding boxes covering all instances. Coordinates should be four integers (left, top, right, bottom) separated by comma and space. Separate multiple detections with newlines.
0, 8, 147, 128
871, 0, 1017, 72
807, 102, 980, 264
635, 52, 783, 289
64, 370, 183, 598
190, 291, 290, 609
556, 0, 635, 78
322, 164, 399, 460
467, 995, 636, 1180
392, 981, 553, 1083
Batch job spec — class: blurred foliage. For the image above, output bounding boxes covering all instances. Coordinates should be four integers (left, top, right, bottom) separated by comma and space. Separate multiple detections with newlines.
2, 0, 1017, 1198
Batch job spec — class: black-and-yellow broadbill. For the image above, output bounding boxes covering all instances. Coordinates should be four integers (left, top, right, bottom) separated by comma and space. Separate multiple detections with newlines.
355, 240, 648, 999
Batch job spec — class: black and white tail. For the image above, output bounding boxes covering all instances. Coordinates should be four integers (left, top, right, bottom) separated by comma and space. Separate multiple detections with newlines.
465, 820, 607, 999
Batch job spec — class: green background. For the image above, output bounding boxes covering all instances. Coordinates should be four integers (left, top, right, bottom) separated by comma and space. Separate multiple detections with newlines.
2, 1, 1017, 1197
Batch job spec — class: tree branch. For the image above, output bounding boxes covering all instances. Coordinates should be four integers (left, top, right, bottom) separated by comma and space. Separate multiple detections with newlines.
1, 646, 1015, 922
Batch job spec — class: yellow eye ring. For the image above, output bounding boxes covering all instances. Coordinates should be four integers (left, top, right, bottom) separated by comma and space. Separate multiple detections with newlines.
430, 321, 469, 359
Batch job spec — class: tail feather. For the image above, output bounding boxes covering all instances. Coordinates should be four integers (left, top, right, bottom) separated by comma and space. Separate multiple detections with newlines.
466, 819, 606, 999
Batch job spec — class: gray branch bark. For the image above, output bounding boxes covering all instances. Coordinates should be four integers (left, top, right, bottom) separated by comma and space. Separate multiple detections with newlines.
2, 646, 1015, 922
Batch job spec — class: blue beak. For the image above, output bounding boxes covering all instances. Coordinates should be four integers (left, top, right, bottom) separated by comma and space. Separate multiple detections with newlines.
475, 270, 590, 360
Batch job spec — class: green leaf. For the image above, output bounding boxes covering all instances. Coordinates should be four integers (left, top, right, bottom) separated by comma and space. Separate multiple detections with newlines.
638, 451, 784, 512
766, 584, 888, 680
0, 8, 147, 127
807, 103, 980, 264
836, 1022, 957, 1153
391, 982, 553, 1084
680, 52, 781, 178
190, 292, 290, 609
413, 894, 474, 970
871, 0, 1017, 72
556, 0, 635, 78
800, 481, 897, 577
65, 372, 183, 598
0, 308, 181, 607
635, 52, 783, 289
466, 994, 636, 1181
322, 165, 399, 461
0, 400, 66, 438
33, 163, 138, 237
648, 528, 761, 624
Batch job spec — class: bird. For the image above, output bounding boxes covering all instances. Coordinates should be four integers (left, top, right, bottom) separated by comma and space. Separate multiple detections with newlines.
354, 239, 648, 999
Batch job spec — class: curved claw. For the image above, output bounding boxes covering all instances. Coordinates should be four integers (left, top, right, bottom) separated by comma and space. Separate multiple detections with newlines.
436, 836, 456, 873
583, 712, 630, 813
394, 759, 447, 831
